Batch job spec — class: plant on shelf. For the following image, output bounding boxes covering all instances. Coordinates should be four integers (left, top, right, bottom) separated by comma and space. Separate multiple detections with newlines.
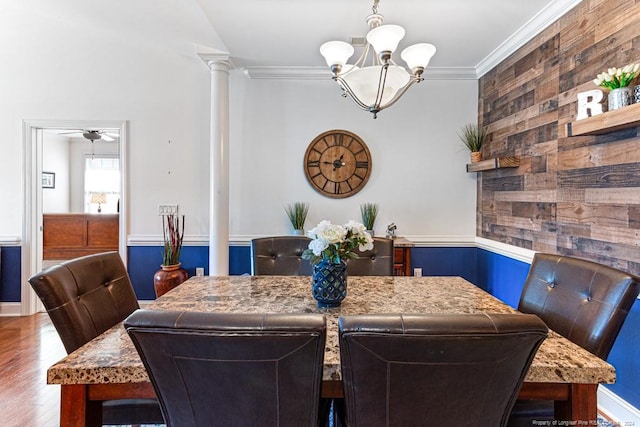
161, 213, 185, 267
360, 203, 379, 235
284, 202, 310, 235
458, 123, 488, 163
593, 63, 640, 111
593, 63, 640, 90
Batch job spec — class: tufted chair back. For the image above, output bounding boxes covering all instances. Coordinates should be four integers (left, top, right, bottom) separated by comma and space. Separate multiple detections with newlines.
518, 253, 640, 359
29, 251, 139, 354
346, 237, 394, 276
251, 236, 312, 275
125, 310, 326, 427
339, 313, 548, 427
29, 251, 164, 425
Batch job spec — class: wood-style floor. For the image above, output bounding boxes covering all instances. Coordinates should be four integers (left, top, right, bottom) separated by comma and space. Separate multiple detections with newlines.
0, 313, 66, 427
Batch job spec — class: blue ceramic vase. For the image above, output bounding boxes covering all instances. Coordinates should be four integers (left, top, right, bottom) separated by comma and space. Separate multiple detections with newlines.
312, 259, 347, 308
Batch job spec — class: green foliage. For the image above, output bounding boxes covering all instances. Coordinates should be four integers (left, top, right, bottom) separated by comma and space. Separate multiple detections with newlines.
284, 202, 309, 230
360, 203, 379, 230
458, 123, 488, 152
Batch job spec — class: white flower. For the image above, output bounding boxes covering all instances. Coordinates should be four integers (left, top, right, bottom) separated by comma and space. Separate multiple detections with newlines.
309, 238, 329, 256
344, 220, 367, 236
359, 233, 374, 252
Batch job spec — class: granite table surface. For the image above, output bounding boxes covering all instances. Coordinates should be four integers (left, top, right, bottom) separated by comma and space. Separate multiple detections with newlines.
48, 275, 615, 385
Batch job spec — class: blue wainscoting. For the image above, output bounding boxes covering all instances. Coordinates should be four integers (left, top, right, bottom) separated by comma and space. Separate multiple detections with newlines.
0, 247, 21, 302
476, 249, 530, 309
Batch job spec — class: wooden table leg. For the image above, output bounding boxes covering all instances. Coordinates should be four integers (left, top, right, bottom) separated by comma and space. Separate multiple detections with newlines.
60, 384, 102, 427
554, 383, 598, 422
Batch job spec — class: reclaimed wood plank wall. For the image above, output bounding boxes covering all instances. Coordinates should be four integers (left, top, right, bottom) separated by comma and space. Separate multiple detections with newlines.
478, 0, 640, 274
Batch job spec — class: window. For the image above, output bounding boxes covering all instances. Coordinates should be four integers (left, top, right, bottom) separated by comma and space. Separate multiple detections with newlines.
84, 156, 120, 213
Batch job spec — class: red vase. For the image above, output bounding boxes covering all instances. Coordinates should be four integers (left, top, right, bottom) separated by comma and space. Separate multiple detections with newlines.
153, 263, 188, 298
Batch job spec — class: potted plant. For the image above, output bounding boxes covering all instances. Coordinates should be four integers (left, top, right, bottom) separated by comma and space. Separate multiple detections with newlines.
593, 62, 640, 110
360, 203, 379, 236
154, 213, 188, 298
458, 123, 488, 163
285, 202, 309, 235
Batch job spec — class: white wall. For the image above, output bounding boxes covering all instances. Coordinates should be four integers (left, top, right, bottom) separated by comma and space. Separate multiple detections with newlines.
228, 74, 479, 239
0, 0, 478, 243
42, 134, 71, 213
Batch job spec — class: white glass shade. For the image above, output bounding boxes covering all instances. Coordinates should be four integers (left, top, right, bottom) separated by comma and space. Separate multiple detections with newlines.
401, 43, 437, 70
341, 65, 410, 106
366, 25, 405, 54
320, 41, 354, 67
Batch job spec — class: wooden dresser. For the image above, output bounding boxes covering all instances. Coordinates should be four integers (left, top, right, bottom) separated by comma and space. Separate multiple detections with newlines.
392, 237, 414, 276
43, 213, 119, 260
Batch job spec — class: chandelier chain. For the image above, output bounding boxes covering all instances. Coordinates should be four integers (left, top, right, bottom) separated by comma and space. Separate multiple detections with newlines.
371, 0, 379, 15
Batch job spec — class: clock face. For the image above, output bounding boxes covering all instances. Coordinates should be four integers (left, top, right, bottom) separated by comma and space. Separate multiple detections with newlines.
303, 129, 372, 199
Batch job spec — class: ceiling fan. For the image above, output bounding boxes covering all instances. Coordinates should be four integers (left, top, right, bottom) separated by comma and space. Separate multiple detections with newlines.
58, 129, 118, 141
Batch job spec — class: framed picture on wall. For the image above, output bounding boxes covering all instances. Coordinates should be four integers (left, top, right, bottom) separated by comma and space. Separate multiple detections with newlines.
42, 171, 55, 189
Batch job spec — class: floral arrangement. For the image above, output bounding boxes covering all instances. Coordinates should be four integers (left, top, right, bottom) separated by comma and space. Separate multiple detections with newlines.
302, 220, 374, 265
593, 63, 640, 90
161, 214, 185, 266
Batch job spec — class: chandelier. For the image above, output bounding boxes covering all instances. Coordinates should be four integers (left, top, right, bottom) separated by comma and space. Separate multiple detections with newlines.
320, 0, 436, 118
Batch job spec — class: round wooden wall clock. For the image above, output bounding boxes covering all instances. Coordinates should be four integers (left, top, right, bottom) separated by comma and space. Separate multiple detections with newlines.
303, 129, 372, 199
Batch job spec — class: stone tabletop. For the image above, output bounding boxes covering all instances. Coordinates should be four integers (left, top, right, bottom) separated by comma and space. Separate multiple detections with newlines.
48, 275, 616, 385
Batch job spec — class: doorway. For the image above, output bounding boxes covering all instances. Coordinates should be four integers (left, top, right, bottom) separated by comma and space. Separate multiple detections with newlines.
22, 120, 128, 315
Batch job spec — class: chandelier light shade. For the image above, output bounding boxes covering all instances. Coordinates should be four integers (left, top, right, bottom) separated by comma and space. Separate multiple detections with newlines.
320, 0, 436, 118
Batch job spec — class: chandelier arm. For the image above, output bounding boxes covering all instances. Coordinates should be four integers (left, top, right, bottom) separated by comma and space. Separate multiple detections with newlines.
377, 77, 422, 112
373, 63, 390, 111
334, 76, 375, 111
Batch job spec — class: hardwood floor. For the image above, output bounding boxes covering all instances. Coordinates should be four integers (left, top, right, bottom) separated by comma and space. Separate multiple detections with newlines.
0, 314, 65, 427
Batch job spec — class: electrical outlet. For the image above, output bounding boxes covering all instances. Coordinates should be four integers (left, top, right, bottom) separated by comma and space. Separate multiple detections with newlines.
413, 268, 422, 277
196, 267, 205, 276
158, 204, 179, 215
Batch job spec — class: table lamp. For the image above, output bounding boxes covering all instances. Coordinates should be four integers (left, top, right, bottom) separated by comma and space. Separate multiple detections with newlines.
90, 192, 107, 213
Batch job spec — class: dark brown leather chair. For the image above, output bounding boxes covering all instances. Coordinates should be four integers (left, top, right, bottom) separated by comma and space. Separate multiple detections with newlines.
125, 310, 327, 427
251, 236, 312, 275
345, 237, 394, 276
28, 251, 163, 425
339, 313, 548, 427
508, 253, 640, 426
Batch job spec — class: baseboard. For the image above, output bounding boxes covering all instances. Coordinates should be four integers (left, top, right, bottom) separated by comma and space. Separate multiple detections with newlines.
0, 302, 22, 316
599, 386, 640, 425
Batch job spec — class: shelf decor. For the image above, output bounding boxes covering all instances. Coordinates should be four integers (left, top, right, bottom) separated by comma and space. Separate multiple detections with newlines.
593, 63, 640, 111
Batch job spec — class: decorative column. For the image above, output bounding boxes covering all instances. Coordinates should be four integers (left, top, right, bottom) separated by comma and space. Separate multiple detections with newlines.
200, 50, 231, 275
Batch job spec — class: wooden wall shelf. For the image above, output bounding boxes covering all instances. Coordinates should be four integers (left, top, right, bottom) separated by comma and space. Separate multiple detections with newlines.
466, 157, 520, 172
567, 102, 640, 136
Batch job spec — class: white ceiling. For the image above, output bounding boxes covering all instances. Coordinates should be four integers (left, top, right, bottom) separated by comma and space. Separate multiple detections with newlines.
195, 0, 582, 77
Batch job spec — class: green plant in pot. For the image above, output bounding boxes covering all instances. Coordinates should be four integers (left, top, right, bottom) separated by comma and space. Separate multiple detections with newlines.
285, 202, 310, 235
458, 123, 488, 163
360, 203, 379, 236
154, 213, 188, 298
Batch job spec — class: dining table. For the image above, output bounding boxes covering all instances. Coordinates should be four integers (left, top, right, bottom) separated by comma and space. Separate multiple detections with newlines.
47, 275, 616, 426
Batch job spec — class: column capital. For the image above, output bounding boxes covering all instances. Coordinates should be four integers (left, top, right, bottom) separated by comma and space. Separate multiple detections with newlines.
198, 47, 233, 72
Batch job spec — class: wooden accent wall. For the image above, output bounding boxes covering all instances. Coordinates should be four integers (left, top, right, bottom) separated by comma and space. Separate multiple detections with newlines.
43, 214, 119, 260
478, 0, 640, 274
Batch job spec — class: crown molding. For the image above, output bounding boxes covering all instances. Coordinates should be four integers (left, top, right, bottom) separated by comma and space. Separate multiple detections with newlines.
242, 66, 329, 80
242, 66, 477, 80
423, 67, 478, 80
476, 0, 583, 77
